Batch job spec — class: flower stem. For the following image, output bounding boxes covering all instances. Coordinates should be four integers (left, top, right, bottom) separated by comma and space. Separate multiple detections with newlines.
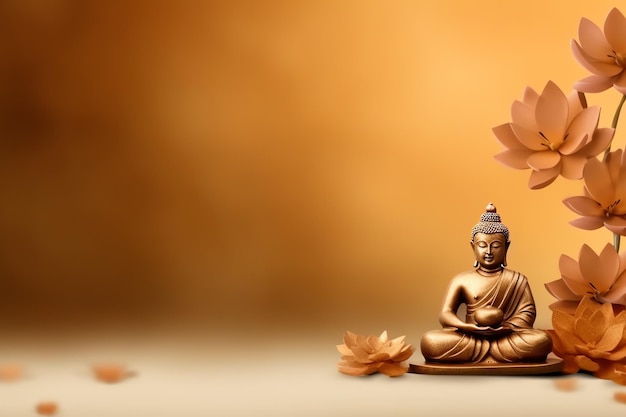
604, 94, 626, 160
608, 95, 626, 254
578, 91, 588, 109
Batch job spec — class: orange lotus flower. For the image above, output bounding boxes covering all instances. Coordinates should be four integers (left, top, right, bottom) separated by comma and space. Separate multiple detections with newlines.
493, 81, 614, 189
571, 8, 626, 94
336, 330, 414, 377
545, 243, 626, 312
563, 149, 626, 235
548, 297, 626, 378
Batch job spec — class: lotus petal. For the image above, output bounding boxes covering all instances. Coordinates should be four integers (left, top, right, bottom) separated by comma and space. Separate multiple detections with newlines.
608, 344, 626, 361
552, 308, 577, 337
605, 270, 626, 303
573, 74, 615, 93
561, 357, 582, 374
558, 253, 589, 296
560, 154, 588, 179
494, 149, 533, 170
583, 157, 614, 206
527, 151, 561, 170
521, 86, 540, 106
510, 123, 546, 151
605, 216, 626, 235
535, 81, 569, 142
563, 196, 604, 216
545, 279, 581, 301
337, 344, 353, 356
511, 100, 538, 131
561, 106, 601, 154
578, 17, 613, 59
549, 300, 579, 315
596, 323, 625, 352
604, 8, 626, 53
572, 39, 621, 76
575, 355, 600, 372
492, 123, 525, 150
378, 362, 407, 377
528, 165, 560, 189
582, 127, 613, 156
578, 243, 620, 293
569, 216, 604, 230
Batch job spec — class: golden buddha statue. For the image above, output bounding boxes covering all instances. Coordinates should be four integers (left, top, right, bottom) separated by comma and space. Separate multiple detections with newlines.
416, 203, 559, 374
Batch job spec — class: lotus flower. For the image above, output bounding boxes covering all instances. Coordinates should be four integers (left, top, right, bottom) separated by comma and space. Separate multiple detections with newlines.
336, 330, 414, 377
563, 149, 626, 235
493, 81, 614, 189
548, 297, 626, 380
571, 8, 626, 94
545, 243, 626, 313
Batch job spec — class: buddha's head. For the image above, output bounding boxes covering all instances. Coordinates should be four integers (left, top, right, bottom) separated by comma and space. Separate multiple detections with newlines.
470, 203, 510, 272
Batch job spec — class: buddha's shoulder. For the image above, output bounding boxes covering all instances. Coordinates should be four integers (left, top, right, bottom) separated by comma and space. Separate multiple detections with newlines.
451, 270, 478, 279
502, 268, 529, 280
448, 270, 480, 284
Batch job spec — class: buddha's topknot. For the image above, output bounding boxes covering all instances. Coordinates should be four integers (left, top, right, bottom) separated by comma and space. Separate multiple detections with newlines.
470, 203, 510, 242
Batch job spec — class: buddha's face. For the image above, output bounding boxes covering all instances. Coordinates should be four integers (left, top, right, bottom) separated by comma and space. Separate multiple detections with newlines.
471, 232, 508, 271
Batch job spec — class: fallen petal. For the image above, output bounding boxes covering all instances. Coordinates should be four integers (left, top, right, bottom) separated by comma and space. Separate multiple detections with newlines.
0, 363, 23, 382
35, 402, 58, 416
553, 377, 578, 391
92, 363, 132, 384
615, 391, 626, 404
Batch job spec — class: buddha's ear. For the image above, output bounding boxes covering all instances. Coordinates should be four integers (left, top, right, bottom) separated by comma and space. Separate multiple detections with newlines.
503, 241, 510, 267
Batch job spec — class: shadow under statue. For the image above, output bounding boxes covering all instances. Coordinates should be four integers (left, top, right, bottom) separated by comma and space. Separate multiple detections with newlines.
412, 203, 563, 375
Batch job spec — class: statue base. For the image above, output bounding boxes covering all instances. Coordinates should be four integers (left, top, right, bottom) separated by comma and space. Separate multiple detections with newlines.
410, 356, 563, 376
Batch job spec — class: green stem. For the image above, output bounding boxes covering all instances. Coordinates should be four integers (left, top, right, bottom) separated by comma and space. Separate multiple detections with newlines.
603, 94, 626, 160
615, 233, 621, 253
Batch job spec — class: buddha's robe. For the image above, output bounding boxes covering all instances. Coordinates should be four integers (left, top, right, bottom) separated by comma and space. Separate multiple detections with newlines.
421, 269, 552, 363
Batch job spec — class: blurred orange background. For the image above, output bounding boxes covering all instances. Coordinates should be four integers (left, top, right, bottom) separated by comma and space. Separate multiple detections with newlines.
0, 0, 622, 346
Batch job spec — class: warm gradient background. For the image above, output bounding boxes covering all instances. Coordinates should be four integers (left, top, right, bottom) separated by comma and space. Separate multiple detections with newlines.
2, 1, 626, 415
